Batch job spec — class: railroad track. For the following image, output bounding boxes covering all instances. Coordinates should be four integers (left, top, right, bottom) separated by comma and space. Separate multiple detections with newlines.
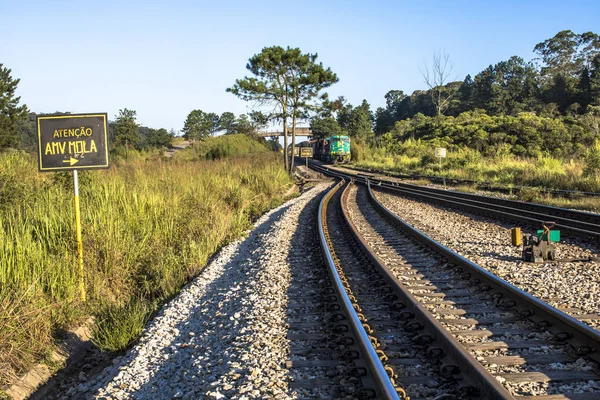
317, 178, 600, 399
310, 161, 600, 241
345, 165, 600, 199
285, 182, 397, 399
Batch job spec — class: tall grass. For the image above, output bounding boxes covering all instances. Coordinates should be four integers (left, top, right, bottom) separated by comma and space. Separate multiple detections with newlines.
352, 142, 600, 194
174, 134, 270, 161
0, 142, 292, 385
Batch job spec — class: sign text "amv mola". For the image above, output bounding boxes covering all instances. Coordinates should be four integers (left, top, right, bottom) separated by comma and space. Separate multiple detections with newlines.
37, 113, 109, 171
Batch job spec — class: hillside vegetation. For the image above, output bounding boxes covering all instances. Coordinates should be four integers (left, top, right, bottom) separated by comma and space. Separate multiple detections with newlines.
0, 136, 292, 386
350, 111, 600, 195
173, 133, 274, 161
306, 30, 600, 200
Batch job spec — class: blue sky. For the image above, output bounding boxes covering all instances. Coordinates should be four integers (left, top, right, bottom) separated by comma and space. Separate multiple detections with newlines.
2, 0, 599, 133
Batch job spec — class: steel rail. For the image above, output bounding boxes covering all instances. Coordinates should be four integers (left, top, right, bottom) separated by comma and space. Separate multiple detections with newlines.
359, 170, 600, 225
346, 164, 600, 199
372, 180, 600, 239
372, 178, 600, 230
338, 182, 513, 399
364, 179, 600, 366
312, 162, 600, 397
318, 180, 400, 400
309, 161, 600, 240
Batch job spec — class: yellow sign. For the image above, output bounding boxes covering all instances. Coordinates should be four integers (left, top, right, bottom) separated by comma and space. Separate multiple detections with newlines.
300, 147, 313, 158
36, 113, 109, 303
63, 157, 80, 166
37, 114, 109, 171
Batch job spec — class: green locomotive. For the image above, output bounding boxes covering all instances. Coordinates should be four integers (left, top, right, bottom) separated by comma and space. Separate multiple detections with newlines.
313, 135, 351, 163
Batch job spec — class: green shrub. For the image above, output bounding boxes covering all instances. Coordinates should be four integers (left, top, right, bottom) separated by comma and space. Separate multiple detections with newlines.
176, 134, 270, 161
350, 139, 366, 162
420, 153, 437, 167
517, 187, 542, 202
351, 109, 600, 196
92, 299, 150, 352
584, 140, 600, 178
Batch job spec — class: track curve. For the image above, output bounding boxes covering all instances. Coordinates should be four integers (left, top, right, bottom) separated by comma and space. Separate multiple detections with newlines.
315, 167, 600, 399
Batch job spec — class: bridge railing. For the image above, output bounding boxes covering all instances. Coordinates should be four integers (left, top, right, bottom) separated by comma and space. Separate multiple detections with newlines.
256, 128, 312, 137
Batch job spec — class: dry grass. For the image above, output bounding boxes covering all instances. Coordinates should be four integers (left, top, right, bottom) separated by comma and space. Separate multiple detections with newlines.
352, 144, 600, 211
0, 140, 292, 386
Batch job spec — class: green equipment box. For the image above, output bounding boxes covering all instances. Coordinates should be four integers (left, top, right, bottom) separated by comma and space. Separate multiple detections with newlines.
537, 230, 560, 242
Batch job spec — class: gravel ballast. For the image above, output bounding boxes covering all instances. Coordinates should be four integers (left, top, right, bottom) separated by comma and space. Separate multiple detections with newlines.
346, 185, 600, 397
373, 189, 600, 328
65, 182, 333, 400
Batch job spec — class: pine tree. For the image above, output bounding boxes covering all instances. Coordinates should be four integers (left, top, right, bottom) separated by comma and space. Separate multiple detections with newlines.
113, 108, 139, 159
591, 55, 600, 106
577, 67, 592, 110
457, 75, 474, 112
0, 64, 28, 149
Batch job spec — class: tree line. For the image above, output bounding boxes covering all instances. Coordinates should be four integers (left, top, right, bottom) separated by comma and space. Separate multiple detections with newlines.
4, 29, 599, 162
383, 110, 598, 159
1, 106, 175, 155
181, 110, 262, 142
374, 30, 600, 135
108, 108, 174, 158
304, 30, 600, 160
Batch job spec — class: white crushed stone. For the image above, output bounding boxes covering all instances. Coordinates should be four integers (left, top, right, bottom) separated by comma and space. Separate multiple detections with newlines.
373, 189, 600, 329
346, 185, 600, 396
69, 182, 333, 400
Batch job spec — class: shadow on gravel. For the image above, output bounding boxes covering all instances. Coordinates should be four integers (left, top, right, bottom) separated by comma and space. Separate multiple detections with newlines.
479, 251, 523, 262
85, 203, 294, 400
282, 183, 366, 399
282, 187, 343, 398
373, 187, 536, 233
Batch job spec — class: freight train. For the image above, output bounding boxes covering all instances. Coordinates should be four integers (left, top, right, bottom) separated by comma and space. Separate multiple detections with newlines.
312, 135, 351, 163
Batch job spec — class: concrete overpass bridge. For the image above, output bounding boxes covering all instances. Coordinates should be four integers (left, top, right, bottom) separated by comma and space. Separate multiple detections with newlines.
256, 127, 312, 138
